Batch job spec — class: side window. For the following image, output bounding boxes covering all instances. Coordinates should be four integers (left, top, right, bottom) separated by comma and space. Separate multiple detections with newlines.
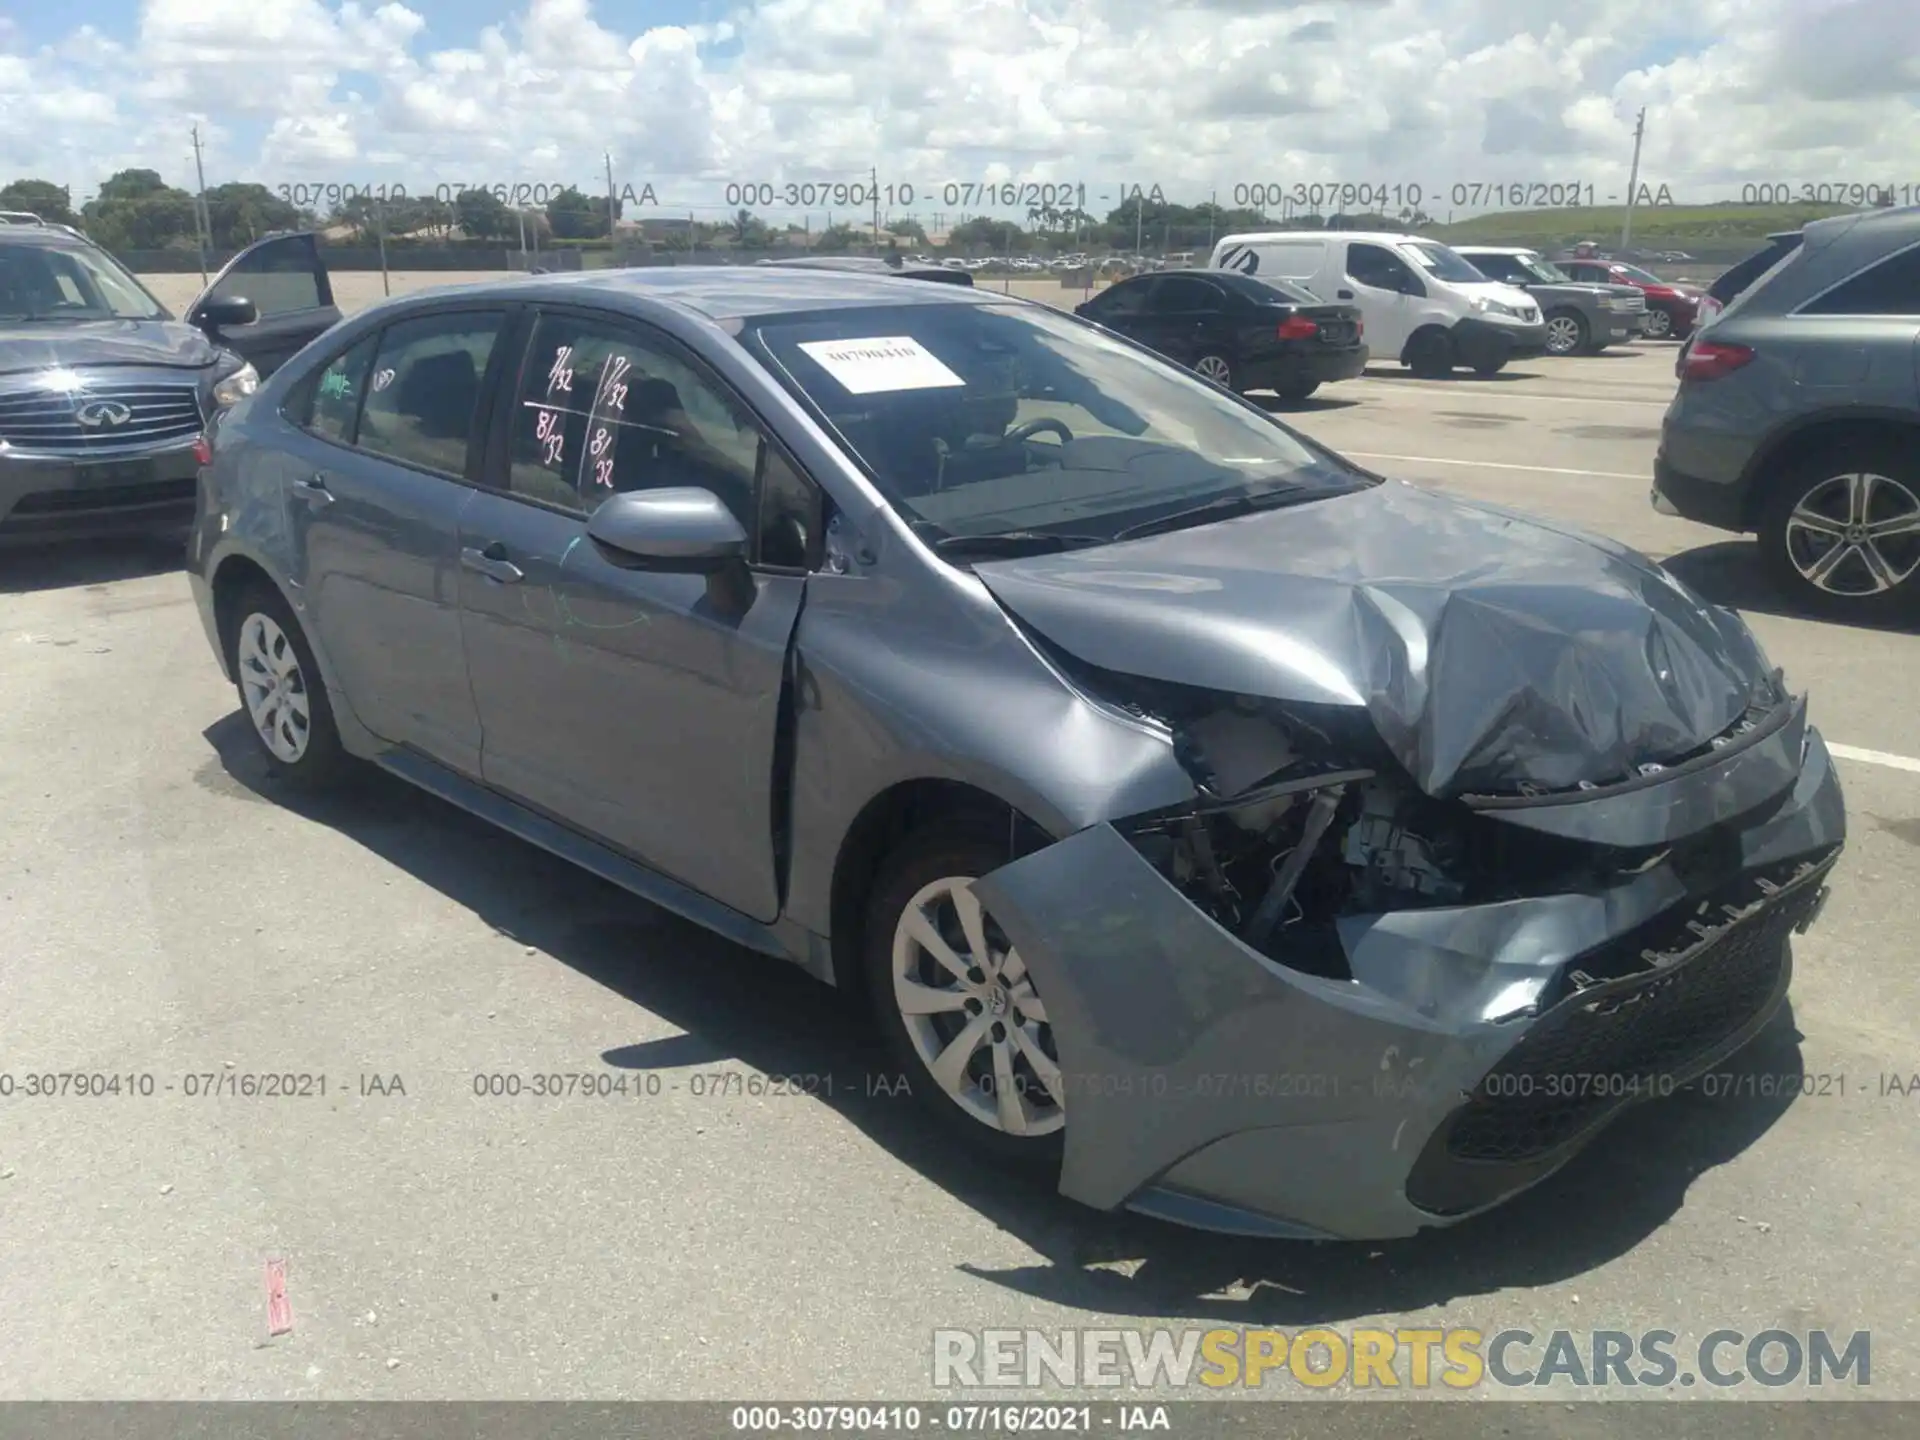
1472, 254, 1522, 283
355, 310, 504, 478
1090, 280, 1150, 319
297, 333, 378, 445
1802, 244, 1920, 317
1152, 276, 1223, 311
506, 311, 776, 545
758, 447, 824, 571
1347, 243, 1419, 294
206, 234, 330, 319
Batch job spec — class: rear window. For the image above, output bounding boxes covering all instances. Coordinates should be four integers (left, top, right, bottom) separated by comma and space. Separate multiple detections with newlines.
1710, 236, 1804, 305
1716, 244, 1810, 324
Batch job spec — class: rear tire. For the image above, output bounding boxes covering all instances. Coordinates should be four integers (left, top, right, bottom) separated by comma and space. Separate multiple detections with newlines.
1471, 354, 1508, 377
1276, 380, 1320, 402
225, 582, 350, 790
1757, 441, 1920, 622
1404, 328, 1454, 378
863, 821, 1065, 1177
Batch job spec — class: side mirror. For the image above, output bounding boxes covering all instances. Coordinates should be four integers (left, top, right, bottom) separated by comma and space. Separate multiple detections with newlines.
586, 488, 748, 574
192, 295, 259, 332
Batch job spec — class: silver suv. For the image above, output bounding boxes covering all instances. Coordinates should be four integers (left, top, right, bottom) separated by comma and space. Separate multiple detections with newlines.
1654, 205, 1920, 619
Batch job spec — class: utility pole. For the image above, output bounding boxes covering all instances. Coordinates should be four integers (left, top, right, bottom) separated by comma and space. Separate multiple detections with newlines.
1134, 194, 1143, 259
604, 151, 618, 247
189, 124, 210, 285
871, 165, 880, 252
1620, 106, 1647, 252
1207, 189, 1216, 252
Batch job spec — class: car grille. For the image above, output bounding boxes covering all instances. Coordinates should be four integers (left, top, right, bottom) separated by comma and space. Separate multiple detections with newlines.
1403, 852, 1835, 1215
0, 381, 203, 453
1612, 294, 1647, 313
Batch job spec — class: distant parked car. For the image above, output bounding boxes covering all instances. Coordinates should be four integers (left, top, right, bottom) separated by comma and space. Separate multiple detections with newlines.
1655, 204, 1920, 618
1075, 268, 1367, 400
1453, 246, 1648, 354
1560, 258, 1704, 340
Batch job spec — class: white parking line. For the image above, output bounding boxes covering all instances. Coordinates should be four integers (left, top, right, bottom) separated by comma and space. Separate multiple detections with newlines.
1355, 379, 1671, 408
1827, 743, 1920, 775
1344, 452, 1649, 480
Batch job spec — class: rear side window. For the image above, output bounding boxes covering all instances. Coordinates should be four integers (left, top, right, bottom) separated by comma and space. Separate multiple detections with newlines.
1151, 276, 1223, 311
1802, 243, 1920, 316
355, 310, 505, 478
300, 334, 377, 445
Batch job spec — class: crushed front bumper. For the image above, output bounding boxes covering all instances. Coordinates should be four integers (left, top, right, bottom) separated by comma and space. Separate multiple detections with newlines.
972, 726, 1845, 1241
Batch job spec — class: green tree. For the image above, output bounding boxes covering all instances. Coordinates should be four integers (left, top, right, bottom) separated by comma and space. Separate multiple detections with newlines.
886, 217, 927, 243
454, 186, 511, 240
546, 185, 615, 240
82, 169, 197, 252
732, 208, 773, 247
202, 182, 309, 248
814, 222, 859, 254
0, 178, 78, 225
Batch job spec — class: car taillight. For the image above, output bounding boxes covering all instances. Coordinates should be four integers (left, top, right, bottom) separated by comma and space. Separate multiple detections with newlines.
1681, 340, 1755, 382
192, 434, 213, 466
1277, 315, 1319, 339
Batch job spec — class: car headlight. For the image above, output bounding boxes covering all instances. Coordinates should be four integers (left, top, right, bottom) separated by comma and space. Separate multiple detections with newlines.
211, 362, 259, 409
1475, 298, 1523, 319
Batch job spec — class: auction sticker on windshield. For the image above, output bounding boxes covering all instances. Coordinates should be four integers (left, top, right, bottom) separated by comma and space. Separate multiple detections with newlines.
796, 336, 966, 394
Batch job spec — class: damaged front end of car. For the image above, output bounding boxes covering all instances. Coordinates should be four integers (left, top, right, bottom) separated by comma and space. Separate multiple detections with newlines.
970, 650, 1846, 1242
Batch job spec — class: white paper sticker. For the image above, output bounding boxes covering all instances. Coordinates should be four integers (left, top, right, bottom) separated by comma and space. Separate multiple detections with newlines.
796, 336, 966, 395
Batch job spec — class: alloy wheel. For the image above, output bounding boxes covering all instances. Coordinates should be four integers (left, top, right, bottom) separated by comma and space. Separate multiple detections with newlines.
1783, 471, 1920, 598
1642, 308, 1672, 339
237, 611, 312, 764
1544, 315, 1583, 354
1194, 354, 1232, 385
891, 875, 1064, 1137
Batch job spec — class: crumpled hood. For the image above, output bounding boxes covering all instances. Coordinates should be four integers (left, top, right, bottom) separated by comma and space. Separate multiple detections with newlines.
973, 480, 1777, 798
0, 319, 219, 379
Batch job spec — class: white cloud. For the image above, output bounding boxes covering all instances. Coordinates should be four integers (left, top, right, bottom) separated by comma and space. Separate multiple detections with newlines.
0, 0, 1916, 220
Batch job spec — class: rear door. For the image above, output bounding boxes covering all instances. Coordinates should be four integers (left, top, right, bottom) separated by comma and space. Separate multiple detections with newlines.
1794, 239, 1920, 404
188, 232, 341, 377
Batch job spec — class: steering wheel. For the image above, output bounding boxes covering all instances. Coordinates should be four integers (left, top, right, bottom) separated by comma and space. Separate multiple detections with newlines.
1004, 417, 1073, 446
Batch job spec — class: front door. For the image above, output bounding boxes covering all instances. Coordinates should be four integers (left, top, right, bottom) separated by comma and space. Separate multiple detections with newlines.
282, 306, 510, 774
188, 232, 342, 377
456, 305, 816, 922
1135, 274, 1226, 369
1343, 242, 1422, 357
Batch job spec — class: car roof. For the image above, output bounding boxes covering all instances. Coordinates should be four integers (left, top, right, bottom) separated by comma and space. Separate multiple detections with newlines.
361, 265, 1006, 323
0, 221, 94, 248
1214, 230, 1431, 248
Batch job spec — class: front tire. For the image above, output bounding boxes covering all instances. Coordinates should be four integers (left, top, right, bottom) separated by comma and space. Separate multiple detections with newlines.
1276, 379, 1320, 402
1642, 307, 1674, 340
1543, 310, 1587, 356
226, 582, 349, 789
1404, 329, 1454, 378
1193, 352, 1236, 389
1757, 442, 1920, 620
864, 823, 1065, 1174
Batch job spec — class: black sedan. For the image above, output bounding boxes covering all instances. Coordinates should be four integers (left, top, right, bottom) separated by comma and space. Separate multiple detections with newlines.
1074, 268, 1367, 401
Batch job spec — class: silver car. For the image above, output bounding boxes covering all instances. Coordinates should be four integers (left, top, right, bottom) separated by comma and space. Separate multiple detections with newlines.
190, 267, 1845, 1241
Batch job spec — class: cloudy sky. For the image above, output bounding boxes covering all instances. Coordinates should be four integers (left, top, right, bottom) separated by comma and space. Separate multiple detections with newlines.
2, 0, 1917, 220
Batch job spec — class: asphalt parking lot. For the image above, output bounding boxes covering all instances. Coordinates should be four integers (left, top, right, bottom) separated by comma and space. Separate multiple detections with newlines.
3, 322, 1917, 1415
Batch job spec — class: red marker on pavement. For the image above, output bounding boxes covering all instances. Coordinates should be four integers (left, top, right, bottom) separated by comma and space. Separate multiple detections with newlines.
265, 1259, 293, 1336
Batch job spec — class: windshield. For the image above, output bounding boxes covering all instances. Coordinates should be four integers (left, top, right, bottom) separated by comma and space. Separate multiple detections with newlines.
1399, 241, 1491, 284
743, 301, 1369, 545
1614, 263, 1665, 285
1518, 255, 1571, 283
0, 243, 168, 322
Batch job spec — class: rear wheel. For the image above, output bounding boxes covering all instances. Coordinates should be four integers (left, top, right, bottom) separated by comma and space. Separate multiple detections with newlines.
1758, 442, 1920, 620
1543, 310, 1587, 356
1471, 354, 1508, 377
1404, 329, 1454, 378
1193, 352, 1236, 389
226, 583, 349, 789
864, 823, 1065, 1174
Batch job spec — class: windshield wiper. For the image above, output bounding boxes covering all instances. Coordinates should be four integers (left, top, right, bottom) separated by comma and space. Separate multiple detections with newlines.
1112, 482, 1337, 541
932, 530, 1105, 557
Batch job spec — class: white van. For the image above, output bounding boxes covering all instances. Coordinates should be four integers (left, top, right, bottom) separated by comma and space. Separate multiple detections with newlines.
1209, 230, 1550, 376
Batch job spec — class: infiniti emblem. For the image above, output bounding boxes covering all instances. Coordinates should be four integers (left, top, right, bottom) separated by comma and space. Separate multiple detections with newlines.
75, 399, 133, 428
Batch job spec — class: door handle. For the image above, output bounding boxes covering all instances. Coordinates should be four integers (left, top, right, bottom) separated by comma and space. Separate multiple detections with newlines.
461, 543, 524, 584
293, 473, 333, 504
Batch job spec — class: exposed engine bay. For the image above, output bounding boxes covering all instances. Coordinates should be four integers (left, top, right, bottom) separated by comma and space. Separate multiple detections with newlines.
1090, 669, 1795, 982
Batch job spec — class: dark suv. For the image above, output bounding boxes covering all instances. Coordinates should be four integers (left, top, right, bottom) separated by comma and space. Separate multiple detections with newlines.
0, 218, 340, 544
1654, 205, 1920, 618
